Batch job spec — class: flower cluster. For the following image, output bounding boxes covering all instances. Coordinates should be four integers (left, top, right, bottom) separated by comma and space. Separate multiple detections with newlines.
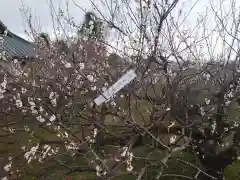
121, 146, 134, 172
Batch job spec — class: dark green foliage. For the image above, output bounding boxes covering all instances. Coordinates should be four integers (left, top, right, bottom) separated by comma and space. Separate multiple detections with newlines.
224, 160, 240, 180
39, 32, 50, 48
78, 11, 104, 40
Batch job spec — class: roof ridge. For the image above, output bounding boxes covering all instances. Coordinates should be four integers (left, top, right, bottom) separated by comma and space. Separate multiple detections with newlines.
0, 21, 34, 57
0, 20, 33, 45
0, 21, 7, 34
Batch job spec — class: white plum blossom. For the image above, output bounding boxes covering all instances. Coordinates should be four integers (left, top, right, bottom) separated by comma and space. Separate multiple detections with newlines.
200, 107, 205, 116
24, 125, 30, 132
65, 140, 79, 150
36, 115, 45, 123
8, 127, 15, 133
170, 135, 177, 144
226, 100, 231, 106
14, 93, 23, 108
205, 98, 210, 105
49, 92, 57, 107
32, 80, 37, 86
227, 91, 234, 98
24, 143, 40, 163
46, 122, 51, 126
55, 147, 60, 153
64, 77, 68, 83
21, 87, 27, 94
56, 129, 68, 138
42, 145, 51, 159
86, 135, 95, 143
89, 20, 94, 26
49, 92, 54, 99
121, 146, 128, 157
21, 146, 26, 151
110, 101, 116, 107
51, 98, 57, 107
64, 62, 72, 68
76, 74, 82, 80
22, 109, 27, 114
126, 159, 133, 172
119, 146, 134, 171
0, 93, 3, 99
87, 74, 94, 82
166, 107, 171, 111
49, 114, 56, 122
0, 75, 7, 99
0, 75, 7, 89
39, 106, 44, 113
23, 72, 28, 77
93, 128, 98, 138
114, 156, 121, 162
104, 82, 108, 87
203, 73, 210, 81
91, 86, 97, 91
102, 86, 107, 92
15, 99, 23, 108
28, 97, 38, 114
64, 132, 69, 138
153, 74, 161, 84
96, 165, 101, 176
79, 63, 85, 70
3, 162, 12, 172
49, 92, 55, 99
233, 121, 239, 127
66, 100, 73, 107
168, 122, 175, 129
211, 121, 216, 133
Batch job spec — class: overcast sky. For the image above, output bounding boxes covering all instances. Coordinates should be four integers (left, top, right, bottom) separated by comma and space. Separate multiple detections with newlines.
0, 0, 236, 41
2, 0, 240, 60
0, 0, 93, 39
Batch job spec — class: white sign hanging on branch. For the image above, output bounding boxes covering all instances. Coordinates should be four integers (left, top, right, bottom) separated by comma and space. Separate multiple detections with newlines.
94, 69, 137, 106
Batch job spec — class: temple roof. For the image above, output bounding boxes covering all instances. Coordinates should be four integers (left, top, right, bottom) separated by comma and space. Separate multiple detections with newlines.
0, 21, 34, 58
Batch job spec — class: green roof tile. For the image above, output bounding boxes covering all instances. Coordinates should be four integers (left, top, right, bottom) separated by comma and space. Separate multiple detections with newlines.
0, 21, 34, 58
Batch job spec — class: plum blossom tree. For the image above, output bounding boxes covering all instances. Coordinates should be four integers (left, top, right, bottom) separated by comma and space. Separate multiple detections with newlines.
1, 0, 240, 180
